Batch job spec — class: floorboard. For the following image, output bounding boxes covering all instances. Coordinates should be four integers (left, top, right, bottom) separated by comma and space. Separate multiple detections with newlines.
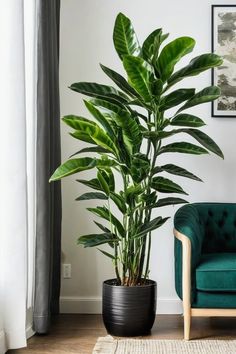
8, 314, 236, 353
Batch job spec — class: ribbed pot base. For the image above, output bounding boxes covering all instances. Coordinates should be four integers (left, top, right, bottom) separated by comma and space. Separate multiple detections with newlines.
102, 279, 157, 337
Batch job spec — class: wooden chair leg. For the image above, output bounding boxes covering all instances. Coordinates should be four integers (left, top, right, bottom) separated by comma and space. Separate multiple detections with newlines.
184, 309, 191, 340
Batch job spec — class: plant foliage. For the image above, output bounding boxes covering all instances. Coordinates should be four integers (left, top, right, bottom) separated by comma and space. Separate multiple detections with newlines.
50, 13, 223, 286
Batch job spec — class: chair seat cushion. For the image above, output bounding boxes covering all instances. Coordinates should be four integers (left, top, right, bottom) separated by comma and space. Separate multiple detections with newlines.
196, 253, 236, 292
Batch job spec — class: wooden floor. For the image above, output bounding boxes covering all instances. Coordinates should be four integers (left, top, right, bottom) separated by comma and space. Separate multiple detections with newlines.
8, 314, 236, 354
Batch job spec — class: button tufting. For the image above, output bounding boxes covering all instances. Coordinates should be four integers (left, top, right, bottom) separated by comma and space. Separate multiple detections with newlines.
208, 210, 213, 217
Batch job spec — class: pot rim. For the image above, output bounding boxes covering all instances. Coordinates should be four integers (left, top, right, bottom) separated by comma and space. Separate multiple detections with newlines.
103, 278, 157, 288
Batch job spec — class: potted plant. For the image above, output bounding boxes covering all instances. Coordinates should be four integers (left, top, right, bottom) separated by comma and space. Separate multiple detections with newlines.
50, 13, 223, 336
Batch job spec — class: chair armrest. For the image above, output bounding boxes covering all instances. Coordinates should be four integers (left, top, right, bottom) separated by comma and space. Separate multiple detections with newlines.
174, 204, 205, 302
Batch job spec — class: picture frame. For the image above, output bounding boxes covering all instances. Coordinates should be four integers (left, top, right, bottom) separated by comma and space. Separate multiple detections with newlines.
212, 5, 236, 117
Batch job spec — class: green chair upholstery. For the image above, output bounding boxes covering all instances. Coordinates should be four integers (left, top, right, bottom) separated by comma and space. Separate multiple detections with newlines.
174, 203, 236, 309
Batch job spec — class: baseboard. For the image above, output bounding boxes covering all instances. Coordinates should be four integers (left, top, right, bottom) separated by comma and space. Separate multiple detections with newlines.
26, 324, 35, 339
60, 296, 183, 314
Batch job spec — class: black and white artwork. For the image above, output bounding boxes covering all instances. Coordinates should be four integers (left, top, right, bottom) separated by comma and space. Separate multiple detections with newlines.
212, 5, 236, 117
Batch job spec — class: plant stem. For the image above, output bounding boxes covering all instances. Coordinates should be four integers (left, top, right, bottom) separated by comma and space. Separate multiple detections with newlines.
108, 198, 121, 284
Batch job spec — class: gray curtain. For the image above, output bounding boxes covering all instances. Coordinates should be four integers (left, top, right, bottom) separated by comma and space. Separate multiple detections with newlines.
33, 0, 62, 334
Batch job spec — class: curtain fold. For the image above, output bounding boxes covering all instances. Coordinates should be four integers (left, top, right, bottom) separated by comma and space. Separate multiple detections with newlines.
33, 0, 62, 334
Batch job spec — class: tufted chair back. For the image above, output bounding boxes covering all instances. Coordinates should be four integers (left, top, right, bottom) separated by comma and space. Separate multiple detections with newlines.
194, 203, 236, 253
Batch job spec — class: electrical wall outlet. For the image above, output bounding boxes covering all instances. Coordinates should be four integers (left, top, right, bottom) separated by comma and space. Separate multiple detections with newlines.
63, 264, 72, 279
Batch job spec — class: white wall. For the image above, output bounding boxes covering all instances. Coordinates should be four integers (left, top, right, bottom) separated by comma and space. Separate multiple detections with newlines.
59, 0, 236, 314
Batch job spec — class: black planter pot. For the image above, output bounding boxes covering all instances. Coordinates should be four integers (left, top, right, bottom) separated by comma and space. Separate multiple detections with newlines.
102, 279, 157, 337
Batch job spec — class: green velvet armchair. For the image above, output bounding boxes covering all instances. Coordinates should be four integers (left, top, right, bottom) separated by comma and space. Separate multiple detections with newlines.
174, 203, 236, 340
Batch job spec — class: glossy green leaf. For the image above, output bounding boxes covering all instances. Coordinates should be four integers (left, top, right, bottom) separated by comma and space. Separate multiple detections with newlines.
140, 191, 157, 205
50, 158, 96, 182
151, 176, 188, 195
113, 12, 141, 59
100, 64, 139, 98
94, 221, 110, 233
152, 79, 163, 98
106, 109, 142, 155
125, 184, 143, 205
177, 86, 221, 113
70, 146, 110, 157
160, 88, 195, 111
78, 233, 116, 247
141, 28, 162, 61
70, 82, 129, 104
160, 164, 202, 181
159, 142, 209, 155
97, 170, 110, 195
167, 53, 223, 88
76, 178, 103, 191
97, 249, 116, 260
130, 153, 150, 183
134, 216, 170, 239
157, 37, 195, 82
170, 114, 206, 127
69, 131, 95, 145
63, 115, 96, 129
151, 197, 188, 208
106, 168, 115, 192
110, 192, 127, 213
84, 101, 115, 137
91, 98, 126, 115
183, 129, 224, 158
76, 192, 108, 201
123, 55, 153, 102
64, 117, 118, 154
87, 206, 125, 237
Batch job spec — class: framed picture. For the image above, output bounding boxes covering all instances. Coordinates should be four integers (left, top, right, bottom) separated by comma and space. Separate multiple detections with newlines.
212, 5, 236, 117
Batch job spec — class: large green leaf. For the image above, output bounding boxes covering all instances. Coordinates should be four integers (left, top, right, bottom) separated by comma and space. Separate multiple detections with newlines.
183, 129, 224, 158
123, 55, 154, 102
151, 197, 188, 208
106, 109, 142, 155
63, 115, 96, 130
94, 221, 110, 233
97, 249, 116, 260
76, 178, 103, 191
157, 37, 195, 82
160, 88, 195, 111
78, 232, 116, 247
70, 146, 110, 157
170, 113, 206, 127
125, 184, 143, 205
167, 53, 223, 88
87, 206, 125, 237
160, 164, 202, 181
113, 12, 141, 59
151, 176, 188, 195
84, 101, 115, 137
91, 98, 127, 115
100, 64, 139, 98
50, 158, 97, 181
110, 192, 127, 213
134, 216, 170, 239
141, 28, 162, 61
76, 192, 108, 201
159, 142, 209, 155
130, 153, 150, 183
70, 82, 129, 104
177, 86, 221, 113
69, 130, 95, 145
63, 116, 118, 154
97, 170, 110, 195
